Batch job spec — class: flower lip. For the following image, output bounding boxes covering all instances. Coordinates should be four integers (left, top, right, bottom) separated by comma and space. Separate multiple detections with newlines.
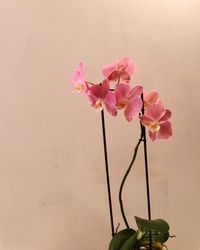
149, 121, 160, 133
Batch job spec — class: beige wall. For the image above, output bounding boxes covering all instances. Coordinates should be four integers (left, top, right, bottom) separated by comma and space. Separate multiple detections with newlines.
0, 0, 200, 249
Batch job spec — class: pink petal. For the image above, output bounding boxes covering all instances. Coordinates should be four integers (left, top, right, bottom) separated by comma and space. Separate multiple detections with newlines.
119, 71, 131, 82
124, 96, 143, 122
118, 57, 130, 68
139, 115, 154, 127
159, 109, 172, 122
104, 92, 117, 116
149, 130, 157, 141
88, 93, 98, 107
118, 57, 136, 82
89, 84, 102, 99
70, 62, 85, 85
157, 121, 172, 140
101, 79, 109, 98
128, 85, 143, 99
145, 104, 166, 121
102, 62, 117, 79
144, 91, 159, 106
125, 59, 137, 77
115, 83, 131, 100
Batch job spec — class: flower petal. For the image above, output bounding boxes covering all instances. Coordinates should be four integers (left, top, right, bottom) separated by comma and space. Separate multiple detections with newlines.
104, 92, 117, 116
88, 93, 98, 107
102, 62, 117, 79
101, 79, 109, 98
119, 71, 131, 82
118, 57, 136, 82
118, 57, 130, 68
149, 130, 157, 141
70, 62, 85, 85
145, 104, 166, 121
160, 109, 172, 122
139, 115, 154, 127
126, 59, 137, 77
157, 121, 172, 140
128, 85, 143, 99
124, 96, 143, 122
144, 91, 159, 107
89, 84, 102, 99
115, 83, 131, 100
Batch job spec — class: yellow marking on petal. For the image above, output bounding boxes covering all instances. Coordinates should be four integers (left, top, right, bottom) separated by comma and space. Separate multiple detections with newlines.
116, 97, 127, 109
149, 121, 160, 133
95, 99, 104, 111
75, 82, 84, 94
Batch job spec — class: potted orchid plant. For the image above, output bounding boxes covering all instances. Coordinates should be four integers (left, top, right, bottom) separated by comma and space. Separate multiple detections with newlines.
70, 57, 174, 250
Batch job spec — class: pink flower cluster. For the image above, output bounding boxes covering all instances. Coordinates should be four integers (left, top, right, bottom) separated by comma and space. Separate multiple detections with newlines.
70, 57, 172, 141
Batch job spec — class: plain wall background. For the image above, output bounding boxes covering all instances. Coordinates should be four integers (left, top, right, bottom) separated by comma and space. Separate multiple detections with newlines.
0, 0, 200, 249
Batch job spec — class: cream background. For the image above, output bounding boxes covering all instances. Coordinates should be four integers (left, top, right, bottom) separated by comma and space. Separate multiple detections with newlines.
0, 0, 200, 249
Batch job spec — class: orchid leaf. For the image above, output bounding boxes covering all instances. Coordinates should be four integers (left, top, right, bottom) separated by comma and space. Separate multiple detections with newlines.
135, 216, 170, 244
119, 232, 138, 250
108, 228, 136, 250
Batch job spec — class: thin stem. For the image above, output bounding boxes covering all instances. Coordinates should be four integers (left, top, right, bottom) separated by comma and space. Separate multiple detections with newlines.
140, 122, 152, 250
119, 133, 143, 228
140, 124, 152, 220
141, 93, 152, 249
86, 81, 95, 85
101, 110, 115, 237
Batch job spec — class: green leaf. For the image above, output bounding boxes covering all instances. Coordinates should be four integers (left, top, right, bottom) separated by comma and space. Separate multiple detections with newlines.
135, 216, 169, 232
119, 232, 138, 250
135, 216, 170, 244
108, 229, 136, 250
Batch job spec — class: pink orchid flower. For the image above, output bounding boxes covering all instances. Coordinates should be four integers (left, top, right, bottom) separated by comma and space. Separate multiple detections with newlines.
140, 104, 172, 141
143, 90, 161, 109
115, 83, 143, 122
70, 63, 89, 94
102, 57, 136, 83
88, 79, 117, 116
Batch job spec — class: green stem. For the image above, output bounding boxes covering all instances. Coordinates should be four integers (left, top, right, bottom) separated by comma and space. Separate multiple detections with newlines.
119, 131, 143, 228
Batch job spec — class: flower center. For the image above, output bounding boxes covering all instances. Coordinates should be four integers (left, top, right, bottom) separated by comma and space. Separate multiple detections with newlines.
75, 83, 84, 93
95, 99, 104, 111
149, 122, 160, 133
116, 97, 127, 109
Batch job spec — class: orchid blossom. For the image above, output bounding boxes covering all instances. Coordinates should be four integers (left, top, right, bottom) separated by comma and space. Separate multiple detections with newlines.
115, 83, 143, 121
102, 57, 136, 83
143, 90, 161, 109
88, 79, 117, 116
140, 103, 172, 141
70, 63, 89, 94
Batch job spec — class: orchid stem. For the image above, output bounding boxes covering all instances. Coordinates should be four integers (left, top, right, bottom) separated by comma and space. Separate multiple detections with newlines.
141, 93, 152, 250
141, 123, 152, 221
119, 94, 152, 241
119, 133, 143, 228
101, 110, 115, 237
